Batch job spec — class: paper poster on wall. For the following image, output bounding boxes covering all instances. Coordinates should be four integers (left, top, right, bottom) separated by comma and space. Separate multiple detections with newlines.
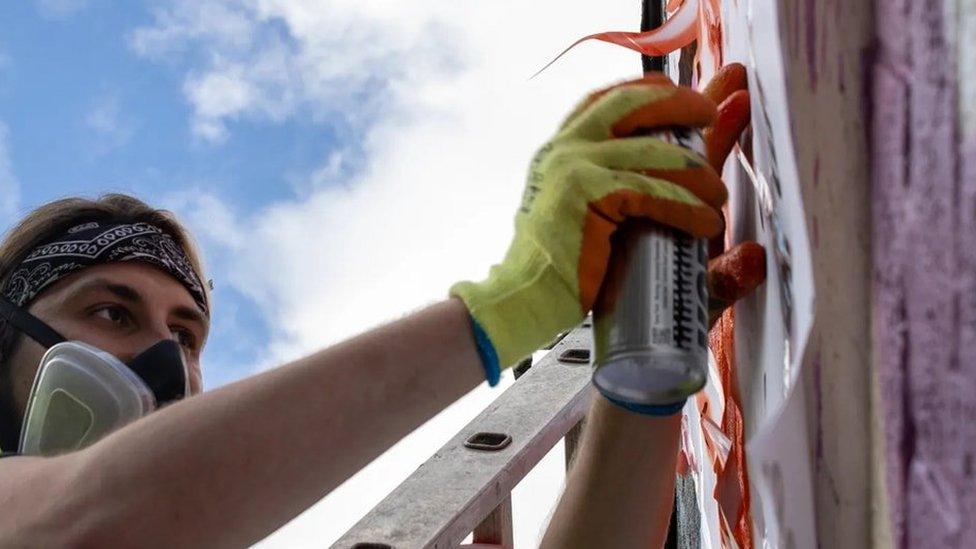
672, 0, 816, 546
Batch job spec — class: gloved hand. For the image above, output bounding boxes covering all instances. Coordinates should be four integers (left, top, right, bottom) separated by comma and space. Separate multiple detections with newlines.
453, 67, 753, 385
607, 65, 763, 416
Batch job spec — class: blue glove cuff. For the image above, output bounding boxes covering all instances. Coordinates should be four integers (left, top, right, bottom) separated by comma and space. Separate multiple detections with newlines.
470, 316, 501, 387
601, 393, 686, 416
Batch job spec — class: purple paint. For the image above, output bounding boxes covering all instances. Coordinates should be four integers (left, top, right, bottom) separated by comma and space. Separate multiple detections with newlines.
873, 62, 909, 548
818, 14, 828, 85
804, 0, 818, 89
873, 0, 976, 546
789, 0, 801, 58
812, 342, 824, 461
957, 131, 976, 549
813, 154, 821, 186
838, 53, 846, 94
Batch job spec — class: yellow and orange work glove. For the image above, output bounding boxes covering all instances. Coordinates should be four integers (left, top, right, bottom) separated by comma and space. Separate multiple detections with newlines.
451, 64, 761, 386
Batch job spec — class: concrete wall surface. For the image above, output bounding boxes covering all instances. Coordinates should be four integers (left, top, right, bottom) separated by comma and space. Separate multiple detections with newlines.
779, 0, 874, 546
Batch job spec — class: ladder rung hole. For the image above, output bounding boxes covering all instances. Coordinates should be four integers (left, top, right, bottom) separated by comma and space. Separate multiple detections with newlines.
558, 348, 590, 364
464, 432, 512, 451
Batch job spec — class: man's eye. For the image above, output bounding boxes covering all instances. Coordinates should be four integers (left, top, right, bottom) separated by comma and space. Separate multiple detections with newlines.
93, 306, 131, 326
172, 328, 197, 351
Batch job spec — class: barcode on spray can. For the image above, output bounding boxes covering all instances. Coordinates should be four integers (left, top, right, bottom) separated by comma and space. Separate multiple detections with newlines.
649, 231, 674, 346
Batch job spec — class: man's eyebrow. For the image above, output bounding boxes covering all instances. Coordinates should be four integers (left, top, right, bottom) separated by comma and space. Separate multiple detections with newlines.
172, 305, 209, 332
67, 278, 145, 305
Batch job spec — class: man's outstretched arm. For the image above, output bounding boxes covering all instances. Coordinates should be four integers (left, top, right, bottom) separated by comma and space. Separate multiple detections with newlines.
0, 298, 486, 547
541, 395, 682, 549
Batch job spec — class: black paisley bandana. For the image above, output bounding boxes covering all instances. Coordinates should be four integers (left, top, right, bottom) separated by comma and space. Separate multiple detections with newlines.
2, 220, 209, 315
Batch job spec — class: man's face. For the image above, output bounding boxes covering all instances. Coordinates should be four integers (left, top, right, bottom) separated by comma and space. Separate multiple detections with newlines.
6, 262, 209, 421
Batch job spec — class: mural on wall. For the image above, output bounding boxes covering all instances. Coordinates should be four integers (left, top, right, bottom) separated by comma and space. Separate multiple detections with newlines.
679, 1, 815, 546
541, 0, 817, 546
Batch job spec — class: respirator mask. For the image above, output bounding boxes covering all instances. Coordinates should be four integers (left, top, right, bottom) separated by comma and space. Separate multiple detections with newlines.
0, 219, 210, 456
0, 297, 189, 455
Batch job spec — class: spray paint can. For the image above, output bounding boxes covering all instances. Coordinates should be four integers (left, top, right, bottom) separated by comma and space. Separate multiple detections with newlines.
591, 127, 710, 407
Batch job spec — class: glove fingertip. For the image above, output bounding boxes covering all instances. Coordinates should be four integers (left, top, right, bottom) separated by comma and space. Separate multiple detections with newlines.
707, 241, 767, 301
707, 91, 752, 171
702, 62, 748, 105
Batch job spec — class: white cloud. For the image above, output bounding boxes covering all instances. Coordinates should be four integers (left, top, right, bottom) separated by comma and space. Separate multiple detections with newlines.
0, 123, 21, 221
183, 69, 256, 141
129, 0, 256, 59
137, 0, 642, 545
35, 0, 89, 19
84, 92, 135, 156
164, 190, 246, 252
131, 0, 468, 142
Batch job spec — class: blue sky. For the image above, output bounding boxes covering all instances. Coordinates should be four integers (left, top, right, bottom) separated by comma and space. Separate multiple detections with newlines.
0, 1, 640, 544
0, 1, 353, 386
1, 2, 346, 207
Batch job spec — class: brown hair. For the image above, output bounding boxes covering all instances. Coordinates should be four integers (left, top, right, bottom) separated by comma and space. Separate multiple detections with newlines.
0, 194, 209, 449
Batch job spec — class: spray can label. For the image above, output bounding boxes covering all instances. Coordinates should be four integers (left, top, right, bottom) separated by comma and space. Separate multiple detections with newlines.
590, 128, 710, 405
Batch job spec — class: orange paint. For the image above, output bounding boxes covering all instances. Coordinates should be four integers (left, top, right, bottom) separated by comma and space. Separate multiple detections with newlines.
698, 66, 758, 547
708, 307, 754, 549
701, 0, 725, 70
533, 0, 700, 78
692, 23, 756, 548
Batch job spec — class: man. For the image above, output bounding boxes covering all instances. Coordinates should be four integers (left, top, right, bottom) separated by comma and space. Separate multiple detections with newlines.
0, 66, 758, 547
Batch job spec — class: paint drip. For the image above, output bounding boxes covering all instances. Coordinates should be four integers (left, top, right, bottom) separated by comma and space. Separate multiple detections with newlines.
531, 0, 700, 78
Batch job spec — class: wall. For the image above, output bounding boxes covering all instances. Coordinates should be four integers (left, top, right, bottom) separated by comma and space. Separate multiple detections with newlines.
778, 0, 876, 547
873, 1, 976, 547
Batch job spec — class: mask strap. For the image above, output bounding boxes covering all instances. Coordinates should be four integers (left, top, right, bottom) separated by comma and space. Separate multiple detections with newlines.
0, 297, 67, 349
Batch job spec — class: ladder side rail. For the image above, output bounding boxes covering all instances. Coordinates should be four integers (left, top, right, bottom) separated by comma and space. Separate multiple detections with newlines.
332, 326, 594, 549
